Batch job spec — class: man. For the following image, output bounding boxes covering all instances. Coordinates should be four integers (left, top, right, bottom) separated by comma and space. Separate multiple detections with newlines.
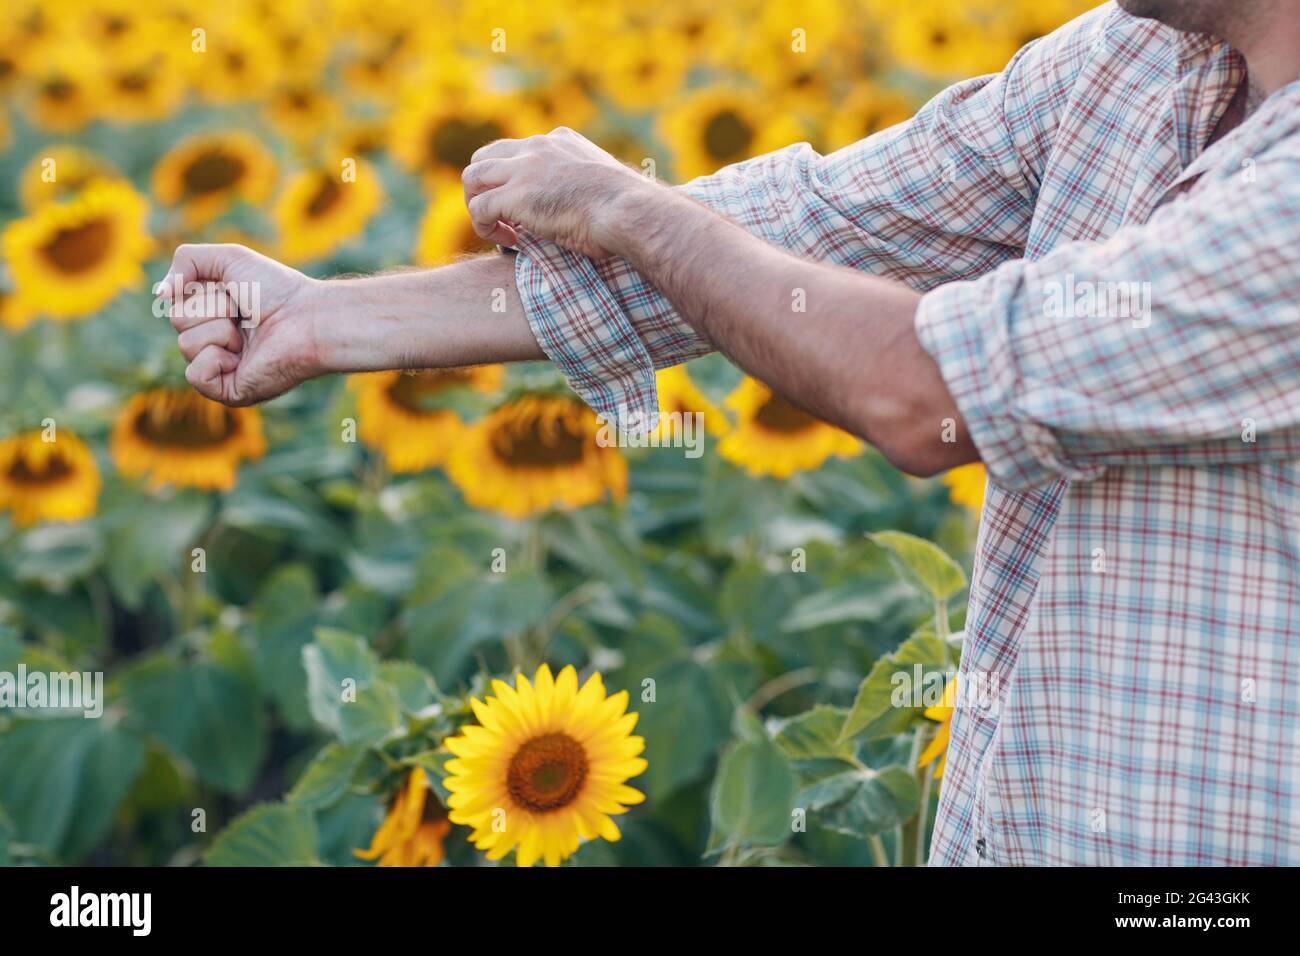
161, 0, 1300, 865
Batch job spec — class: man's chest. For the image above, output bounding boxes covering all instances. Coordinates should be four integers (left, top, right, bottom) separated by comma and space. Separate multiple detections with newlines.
1022, 42, 1244, 257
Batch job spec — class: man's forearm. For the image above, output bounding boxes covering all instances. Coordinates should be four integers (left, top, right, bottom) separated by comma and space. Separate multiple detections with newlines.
609, 187, 977, 475
312, 254, 544, 374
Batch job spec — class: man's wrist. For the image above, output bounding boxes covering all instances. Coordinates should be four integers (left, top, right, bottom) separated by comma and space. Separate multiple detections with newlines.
602, 175, 682, 261
301, 277, 391, 375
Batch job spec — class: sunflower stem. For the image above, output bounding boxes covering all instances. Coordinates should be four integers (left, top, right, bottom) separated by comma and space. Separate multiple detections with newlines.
868, 834, 890, 868
915, 746, 936, 866
898, 720, 928, 866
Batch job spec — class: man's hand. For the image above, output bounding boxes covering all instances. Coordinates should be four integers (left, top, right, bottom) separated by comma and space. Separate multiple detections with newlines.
157, 244, 323, 406
462, 127, 658, 258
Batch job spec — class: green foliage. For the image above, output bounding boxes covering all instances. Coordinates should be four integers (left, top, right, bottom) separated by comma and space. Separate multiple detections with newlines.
0, 438, 974, 865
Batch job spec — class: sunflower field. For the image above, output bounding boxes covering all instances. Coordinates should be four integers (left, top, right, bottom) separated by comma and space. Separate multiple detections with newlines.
0, 0, 1094, 867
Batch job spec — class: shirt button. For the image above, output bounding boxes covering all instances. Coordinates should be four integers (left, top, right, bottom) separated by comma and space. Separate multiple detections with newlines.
975, 837, 987, 859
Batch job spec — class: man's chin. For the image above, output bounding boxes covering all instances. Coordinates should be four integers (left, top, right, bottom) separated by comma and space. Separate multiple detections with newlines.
1115, 0, 1165, 19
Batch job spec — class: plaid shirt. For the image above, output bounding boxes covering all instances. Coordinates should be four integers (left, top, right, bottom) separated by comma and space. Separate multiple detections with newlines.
512, 3, 1300, 865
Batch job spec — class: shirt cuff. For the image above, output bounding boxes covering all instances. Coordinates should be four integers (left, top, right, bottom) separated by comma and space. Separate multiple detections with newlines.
914, 272, 1103, 490
513, 230, 659, 433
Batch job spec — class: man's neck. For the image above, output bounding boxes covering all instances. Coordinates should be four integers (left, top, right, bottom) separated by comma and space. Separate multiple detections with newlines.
1220, 3, 1300, 100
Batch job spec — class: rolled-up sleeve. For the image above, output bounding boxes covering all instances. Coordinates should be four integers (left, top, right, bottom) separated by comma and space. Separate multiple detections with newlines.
916, 145, 1300, 491
511, 7, 1114, 428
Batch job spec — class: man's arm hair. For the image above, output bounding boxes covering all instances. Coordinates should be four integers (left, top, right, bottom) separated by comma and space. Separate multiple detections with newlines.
609, 190, 978, 476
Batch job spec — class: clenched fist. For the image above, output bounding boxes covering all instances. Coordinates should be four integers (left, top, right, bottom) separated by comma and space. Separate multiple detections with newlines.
157, 244, 323, 406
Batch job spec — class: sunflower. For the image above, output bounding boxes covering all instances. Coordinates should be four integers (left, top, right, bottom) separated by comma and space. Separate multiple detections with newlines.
653, 365, 728, 441
110, 388, 265, 491
523, 75, 598, 133
3, 180, 152, 320
340, 26, 423, 99
187, 19, 279, 104
717, 378, 860, 478
660, 87, 771, 181
390, 93, 533, 181
0, 430, 100, 528
273, 161, 383, 264
350, 366, 504, 473
19, 146, 127, 210
99, 40, 186, 123
447, 393, 627, 518
152, 132, 276, 226
353, 768, 452, 867
941, 462, 986, 512
825, 83, 917, 151
918, 675, 958, 780
885, 1, 1019, 79
0, 286, 32, 332
25, 39, 101, 132
595, 28, 689, 113
329, 118, 390, 161
444, 663, 647, 868
415, 180, 494, 266
0, 22, 31, 96
263, 82, 340, 147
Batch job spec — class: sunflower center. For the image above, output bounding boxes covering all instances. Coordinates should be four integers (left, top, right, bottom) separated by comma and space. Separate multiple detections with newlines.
40, 219, 112, 274
5, 449, 72, 485
386, 369, 475, 412
703, 109, 753, 161
305, 175, 344, 218
133, 400, 239, 448
182, 150, 247, 195
429, 118, 505, 171
116, 70, 151, 93
753, 393, 818, 434
507, 733, 588, 813
490, 404, 587, 468
42, 77, 77, 101
422, 796, 449, 824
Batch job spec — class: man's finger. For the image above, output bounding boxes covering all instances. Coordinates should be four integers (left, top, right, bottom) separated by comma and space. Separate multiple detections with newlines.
167, 281, 244, 332
469, 138, 525, 165
155, 243, 251, 322
462, 157, 522, 200
177, 318, 244, 362
467, 189, 508, 240
185, 343, 240, 404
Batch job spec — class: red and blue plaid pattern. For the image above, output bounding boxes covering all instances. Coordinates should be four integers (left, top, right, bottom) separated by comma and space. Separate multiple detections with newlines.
514, 3, 1300, 865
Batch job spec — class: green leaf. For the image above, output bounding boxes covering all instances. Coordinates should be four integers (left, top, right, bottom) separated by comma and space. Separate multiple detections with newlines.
799, 765, 919, 838
868, 530, 967, 603
0, 802, 12, 866
707, 736, 798, 853
122, 652, 267, 794
102, 492, 211, 608
634, 656, 733, 802
287, 742, 368, 809
0, 718, 145, 861
379, 661, 438, 715
781, 580, 914, 633
402, 569, 553, 687
204, 803, 321, 866
251, 564, 319, 730
302, 628, 404, 745
12, 523, 102, 586
838, 629, 950, 743
774, 705, 857, 763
